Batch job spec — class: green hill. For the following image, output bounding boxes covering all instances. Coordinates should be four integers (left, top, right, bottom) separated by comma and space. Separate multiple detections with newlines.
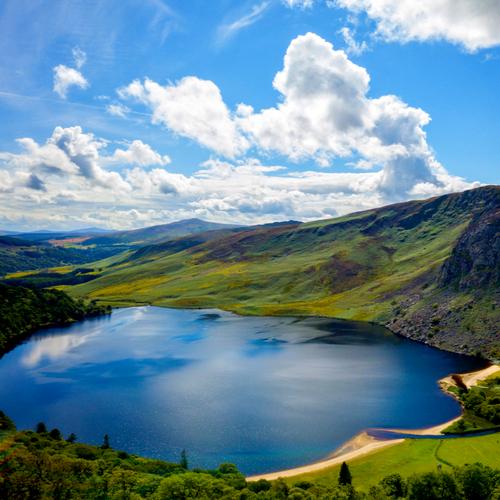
0, 219, 244, 277
0, 236, 121, 277
62, 186, 498, 359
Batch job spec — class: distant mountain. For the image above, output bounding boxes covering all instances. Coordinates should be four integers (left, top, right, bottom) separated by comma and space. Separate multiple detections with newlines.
69, 186, 499, 359
11, 227, 112, 242
69, 227, 113, 234
0, 219, 244, 277
84, 218, 243, 246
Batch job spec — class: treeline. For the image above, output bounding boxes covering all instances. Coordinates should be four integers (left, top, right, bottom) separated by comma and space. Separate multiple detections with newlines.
445, 374, 500, 433
0, 284, 110, 356
0, 414, 499, 499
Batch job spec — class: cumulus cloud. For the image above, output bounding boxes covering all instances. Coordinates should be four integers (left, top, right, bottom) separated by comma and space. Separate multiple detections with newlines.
109, 140, 171, 167
0, 31, 482, 230
334, 0, 500, 52
1, 126, 130, 192
53, 65, 89, 98
0, 126, 478, 230
114, 32, 479, 204
240, 33, 372, 163
119, 76, 249, 157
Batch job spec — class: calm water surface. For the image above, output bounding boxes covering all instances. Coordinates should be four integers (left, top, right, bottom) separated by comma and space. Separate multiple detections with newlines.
0, 307, 485, 474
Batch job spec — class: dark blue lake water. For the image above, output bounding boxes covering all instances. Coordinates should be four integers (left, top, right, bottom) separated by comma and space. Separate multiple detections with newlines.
0, 306, 485, 474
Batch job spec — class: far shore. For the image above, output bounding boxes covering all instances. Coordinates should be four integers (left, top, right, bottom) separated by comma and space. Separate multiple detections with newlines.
247, 364, 500, 482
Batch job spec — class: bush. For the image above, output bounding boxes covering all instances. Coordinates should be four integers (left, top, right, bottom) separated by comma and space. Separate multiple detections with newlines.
407, 471, 463, 500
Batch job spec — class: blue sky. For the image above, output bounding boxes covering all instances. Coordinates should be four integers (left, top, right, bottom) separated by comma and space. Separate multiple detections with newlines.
0, 0, 499, 230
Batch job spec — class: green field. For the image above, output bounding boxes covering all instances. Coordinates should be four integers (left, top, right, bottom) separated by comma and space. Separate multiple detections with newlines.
284, 433, 500, 491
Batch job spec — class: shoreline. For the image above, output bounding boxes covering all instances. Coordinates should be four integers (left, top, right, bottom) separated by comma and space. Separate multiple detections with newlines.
247, 364, 500, 482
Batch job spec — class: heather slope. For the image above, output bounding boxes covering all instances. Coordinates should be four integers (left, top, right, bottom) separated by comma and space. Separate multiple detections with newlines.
68, 186, 499, 358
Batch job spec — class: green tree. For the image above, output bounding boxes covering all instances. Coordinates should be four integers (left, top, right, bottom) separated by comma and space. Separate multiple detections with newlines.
379, 473, 407, 498
339, 461, 352, 486
156, 472, 230, 500
179, 448, 188, 469
248, 479, 272, 493
35, 421, 47, 433
66, 432, 77, 443
101, 433, 110, 449
456, 463, 498, 500
0, 410, 16, 431
407, 471, 463, 500
270, 478, 290, 499
49, 428, 62, 440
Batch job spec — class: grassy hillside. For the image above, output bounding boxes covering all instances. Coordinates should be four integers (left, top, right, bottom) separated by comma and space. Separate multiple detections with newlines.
66, 186, 499, 358
0, 219, 244, 277
0, 235, 125, 276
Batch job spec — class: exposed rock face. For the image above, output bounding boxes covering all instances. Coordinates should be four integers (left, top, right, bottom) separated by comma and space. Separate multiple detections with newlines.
439, 207, 499, 291
387, 186, 500, 361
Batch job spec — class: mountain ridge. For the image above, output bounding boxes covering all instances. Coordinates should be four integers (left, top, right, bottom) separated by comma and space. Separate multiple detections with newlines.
66, 186, 499, 359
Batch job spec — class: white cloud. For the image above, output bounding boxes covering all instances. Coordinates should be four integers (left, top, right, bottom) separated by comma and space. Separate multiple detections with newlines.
119, 76, 249, 157
339, 26, 368, 55
106, 103, 130, 118
282, 0, 315, 8
2, 126, 130, 192
1, 30, 482, 230
109, 140, 171, 167
53, 65, 89, 99
216, 2, 270, 45
0, 126, 479, 231
114, 32, 480, 205
334, 0, 500, 52
238, 32, 451, 198
72, 46, 87, 69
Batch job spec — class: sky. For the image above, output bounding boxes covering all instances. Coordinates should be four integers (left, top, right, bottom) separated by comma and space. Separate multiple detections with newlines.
0, 0, 499, 231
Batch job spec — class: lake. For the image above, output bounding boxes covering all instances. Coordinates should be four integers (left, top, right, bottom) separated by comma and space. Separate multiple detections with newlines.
0, 306, 486, 475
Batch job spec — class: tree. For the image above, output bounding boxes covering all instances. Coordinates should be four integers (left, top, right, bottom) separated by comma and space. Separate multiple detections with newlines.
66, 432, 77, 444
179, 449, 188, 469
49, 428, 62, 440
407, 471, 462, 500
0, 410, 15, 431
101, 434, 110, 449
380, 473, 407, 498
339, 461, 352, 486
35, 422, 47, 433
456, 463, 497, 500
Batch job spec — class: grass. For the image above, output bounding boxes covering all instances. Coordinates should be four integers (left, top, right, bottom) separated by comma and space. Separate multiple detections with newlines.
284, 433, 500, 491
68, 201, 469, 325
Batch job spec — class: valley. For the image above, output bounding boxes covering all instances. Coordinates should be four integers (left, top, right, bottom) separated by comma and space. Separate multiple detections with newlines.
7, 186, 494, 359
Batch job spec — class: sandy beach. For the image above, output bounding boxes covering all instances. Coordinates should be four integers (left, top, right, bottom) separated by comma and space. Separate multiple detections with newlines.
247, 364, 499, 481
246, 432, 404, 481
383, 364, 500, 436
